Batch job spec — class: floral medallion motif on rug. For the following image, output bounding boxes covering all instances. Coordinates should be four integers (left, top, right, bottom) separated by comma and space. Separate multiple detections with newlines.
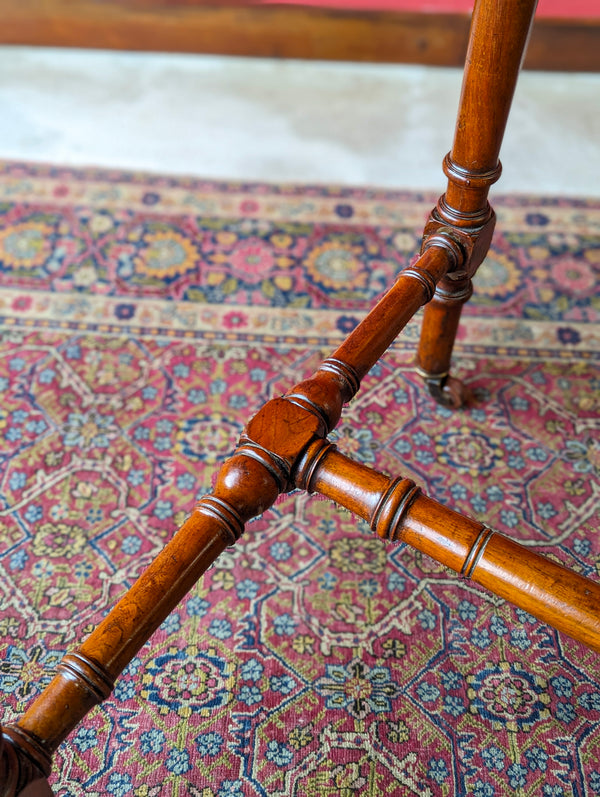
0, 161, 599, 797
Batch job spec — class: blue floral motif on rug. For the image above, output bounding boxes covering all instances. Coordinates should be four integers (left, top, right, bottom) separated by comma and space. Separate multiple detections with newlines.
0, 161, 599, 796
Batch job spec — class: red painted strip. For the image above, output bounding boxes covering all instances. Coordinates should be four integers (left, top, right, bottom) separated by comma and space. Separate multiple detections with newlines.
257, 0, 599, 20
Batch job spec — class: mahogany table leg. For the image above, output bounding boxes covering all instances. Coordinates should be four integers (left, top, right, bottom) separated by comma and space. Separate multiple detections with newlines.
0, 246, 452, 794
0, 446, 284, 796
0, 243, 457, 794
296, 443, 600, 654
0, 729, 52, 797
416, 0, 538, 406
2, 235, 598, 792
6, 3, 596, 791
11, 785, 53, 797
415, 272, 473, 408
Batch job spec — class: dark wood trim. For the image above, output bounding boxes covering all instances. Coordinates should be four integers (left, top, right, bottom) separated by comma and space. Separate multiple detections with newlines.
0, 0, 598, 71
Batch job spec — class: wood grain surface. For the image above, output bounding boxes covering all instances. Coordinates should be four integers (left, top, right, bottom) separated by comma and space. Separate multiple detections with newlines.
0, 0, 598, 71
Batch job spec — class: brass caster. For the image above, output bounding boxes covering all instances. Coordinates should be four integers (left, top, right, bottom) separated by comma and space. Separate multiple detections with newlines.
421, 373, 471, 410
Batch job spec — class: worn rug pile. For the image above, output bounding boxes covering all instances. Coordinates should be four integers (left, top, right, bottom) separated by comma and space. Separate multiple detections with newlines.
0, 161, 599, 796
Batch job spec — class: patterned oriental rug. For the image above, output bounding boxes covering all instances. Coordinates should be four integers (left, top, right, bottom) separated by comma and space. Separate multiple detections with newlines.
0, 161, 599, 797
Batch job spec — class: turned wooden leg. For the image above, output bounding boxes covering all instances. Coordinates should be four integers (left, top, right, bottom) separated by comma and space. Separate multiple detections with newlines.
415, 273, 473, 408
416, 0, 538, 406
0, 246, 454, 794
0, 477, 260, 796
0, 727, 53, 797
295, 442, 600, 654
3, 234, 599, 792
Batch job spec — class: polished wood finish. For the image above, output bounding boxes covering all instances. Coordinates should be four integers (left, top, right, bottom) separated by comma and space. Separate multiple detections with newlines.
1, 244, 456, 794
0, 0, 599, 72
0, 728, 51, 797
3, 1, 599, 793
445, 0, 537, 213
302, 445, 600, 653
3, 226, 599, 794
416, 0, 536, 406
329, 245, 454, 385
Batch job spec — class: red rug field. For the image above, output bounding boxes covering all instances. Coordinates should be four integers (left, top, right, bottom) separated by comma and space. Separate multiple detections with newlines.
0, 161, 599, 795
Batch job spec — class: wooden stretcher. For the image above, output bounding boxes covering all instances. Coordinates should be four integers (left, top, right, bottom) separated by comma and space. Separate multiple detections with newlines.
2, 1, 598, 793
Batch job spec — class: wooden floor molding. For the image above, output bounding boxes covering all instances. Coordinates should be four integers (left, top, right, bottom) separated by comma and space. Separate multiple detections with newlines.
0, 0, 598, 72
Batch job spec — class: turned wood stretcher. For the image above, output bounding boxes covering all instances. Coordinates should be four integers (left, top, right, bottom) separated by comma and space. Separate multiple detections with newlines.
2, 1, 599, 793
